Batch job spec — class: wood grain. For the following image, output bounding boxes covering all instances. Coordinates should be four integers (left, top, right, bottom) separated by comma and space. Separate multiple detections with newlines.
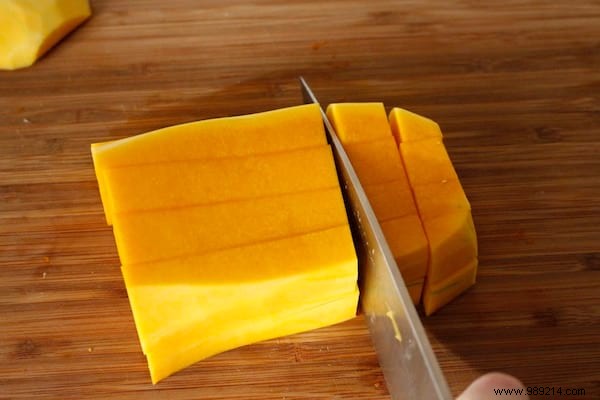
1, 0, 599, 399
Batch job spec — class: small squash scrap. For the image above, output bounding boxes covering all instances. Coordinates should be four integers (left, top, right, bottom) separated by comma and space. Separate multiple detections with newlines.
91, 104, 358, 383
0, 0, 91, 70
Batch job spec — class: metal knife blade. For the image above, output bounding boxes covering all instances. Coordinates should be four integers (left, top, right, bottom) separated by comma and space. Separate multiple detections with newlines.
300, 77, 452, 400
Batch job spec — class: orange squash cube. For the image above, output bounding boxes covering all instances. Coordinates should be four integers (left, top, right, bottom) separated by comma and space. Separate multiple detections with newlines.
388, 107, 442, 144
327, 103, 392, 143
363, 180, 418, 221
399, 139, 460, 185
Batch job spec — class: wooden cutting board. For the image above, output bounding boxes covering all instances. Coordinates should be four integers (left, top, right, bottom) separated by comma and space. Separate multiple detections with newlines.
1, 1, 599, 399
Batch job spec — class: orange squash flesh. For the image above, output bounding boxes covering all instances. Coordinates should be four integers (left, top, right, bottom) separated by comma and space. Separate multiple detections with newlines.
380, 216, 429, 304
112, 188, 348, 266
91, 105, 358, 383
389, 107, 478, 315
0, 0, 91, 70
91, 100, 478, 383
145, 287, 359, 384
122, 225, 358, 356
389, 107, 442, 144
363, 180, 419, 222
411, 179, 471, 221
104, 146, 337, 215
327, 103, 393, 143
342, 136, 410, 185
326, 103, 428, 303
92, 104, 326, 225
399, 139, 460, 186
421, 210, 477, 287
422, 260, 477, 315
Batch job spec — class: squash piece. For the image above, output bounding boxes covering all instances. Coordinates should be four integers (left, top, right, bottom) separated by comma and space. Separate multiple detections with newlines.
423, 260, 477, 315
380, 216, 429, 286
122, 225, 357, 354
94, 104, 359, 383
389, 107, 478, 314
399, 139, 459, 185
363, 180, 418, 222
388, 108, 442, 144
421, 209, 477, 287
412, 179, 471, 221
92, 104, 325, 225
112, 188, 348, 265
342, 136, 409, 185
327, 103, 392, 143
0, 0, 91, 70
104, 146, 337, 214
145, 287, 359, 384
327, 103, 428, 303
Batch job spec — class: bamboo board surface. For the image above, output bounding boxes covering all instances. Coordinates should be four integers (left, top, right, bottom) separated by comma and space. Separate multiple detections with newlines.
1, 1, 599, 399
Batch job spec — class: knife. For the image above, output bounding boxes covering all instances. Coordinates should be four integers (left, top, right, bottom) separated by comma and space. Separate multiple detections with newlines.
300, 77, 453, 400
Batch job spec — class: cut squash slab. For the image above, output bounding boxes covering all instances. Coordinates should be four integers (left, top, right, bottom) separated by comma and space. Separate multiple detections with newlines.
0, 0, 91, 70
122, 225, 357, 354
103, 146, 337, 216
380, 216, 429, 286
412, 179, 471, 221
327, 103, 428, 303
423, 260, 477, 315
363, 180, 418, 222
327, 103, 477, 314
112, 188, 348, 265
389, 107, 442, 144
421, 209, 478, 287
145, 287, 359, 384
327, 103, 392, 143
399, 139, 460, 186
389, 107, 478, 315
92, 104, 325, 225
342, 136, 410, 185
92, 104, 358, 383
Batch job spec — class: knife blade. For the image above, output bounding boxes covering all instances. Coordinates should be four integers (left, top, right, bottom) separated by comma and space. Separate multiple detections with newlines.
300, 77, 452, 400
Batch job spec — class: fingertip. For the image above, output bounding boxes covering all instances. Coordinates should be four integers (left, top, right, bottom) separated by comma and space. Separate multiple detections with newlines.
457, 372, 528, 400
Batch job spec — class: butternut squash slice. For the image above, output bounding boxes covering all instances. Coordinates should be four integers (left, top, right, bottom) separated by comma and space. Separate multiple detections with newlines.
389, 107, 478, 315
389, 107, 442, 144
327, 103, 392, 143
121, 224, 357, 363
104, 146, 337, 215
380, 216, 429, 303
145, 287, 359, 384
420, 209, 477, 287
363, 180, 419, 222
326, 103, 428, 303
422, 260, 477, 316
399, 139, 460, 186
341, 136, 410, 185
92, 104, 326, 225
411, 179, 471, 221
112, 188, 349, 266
